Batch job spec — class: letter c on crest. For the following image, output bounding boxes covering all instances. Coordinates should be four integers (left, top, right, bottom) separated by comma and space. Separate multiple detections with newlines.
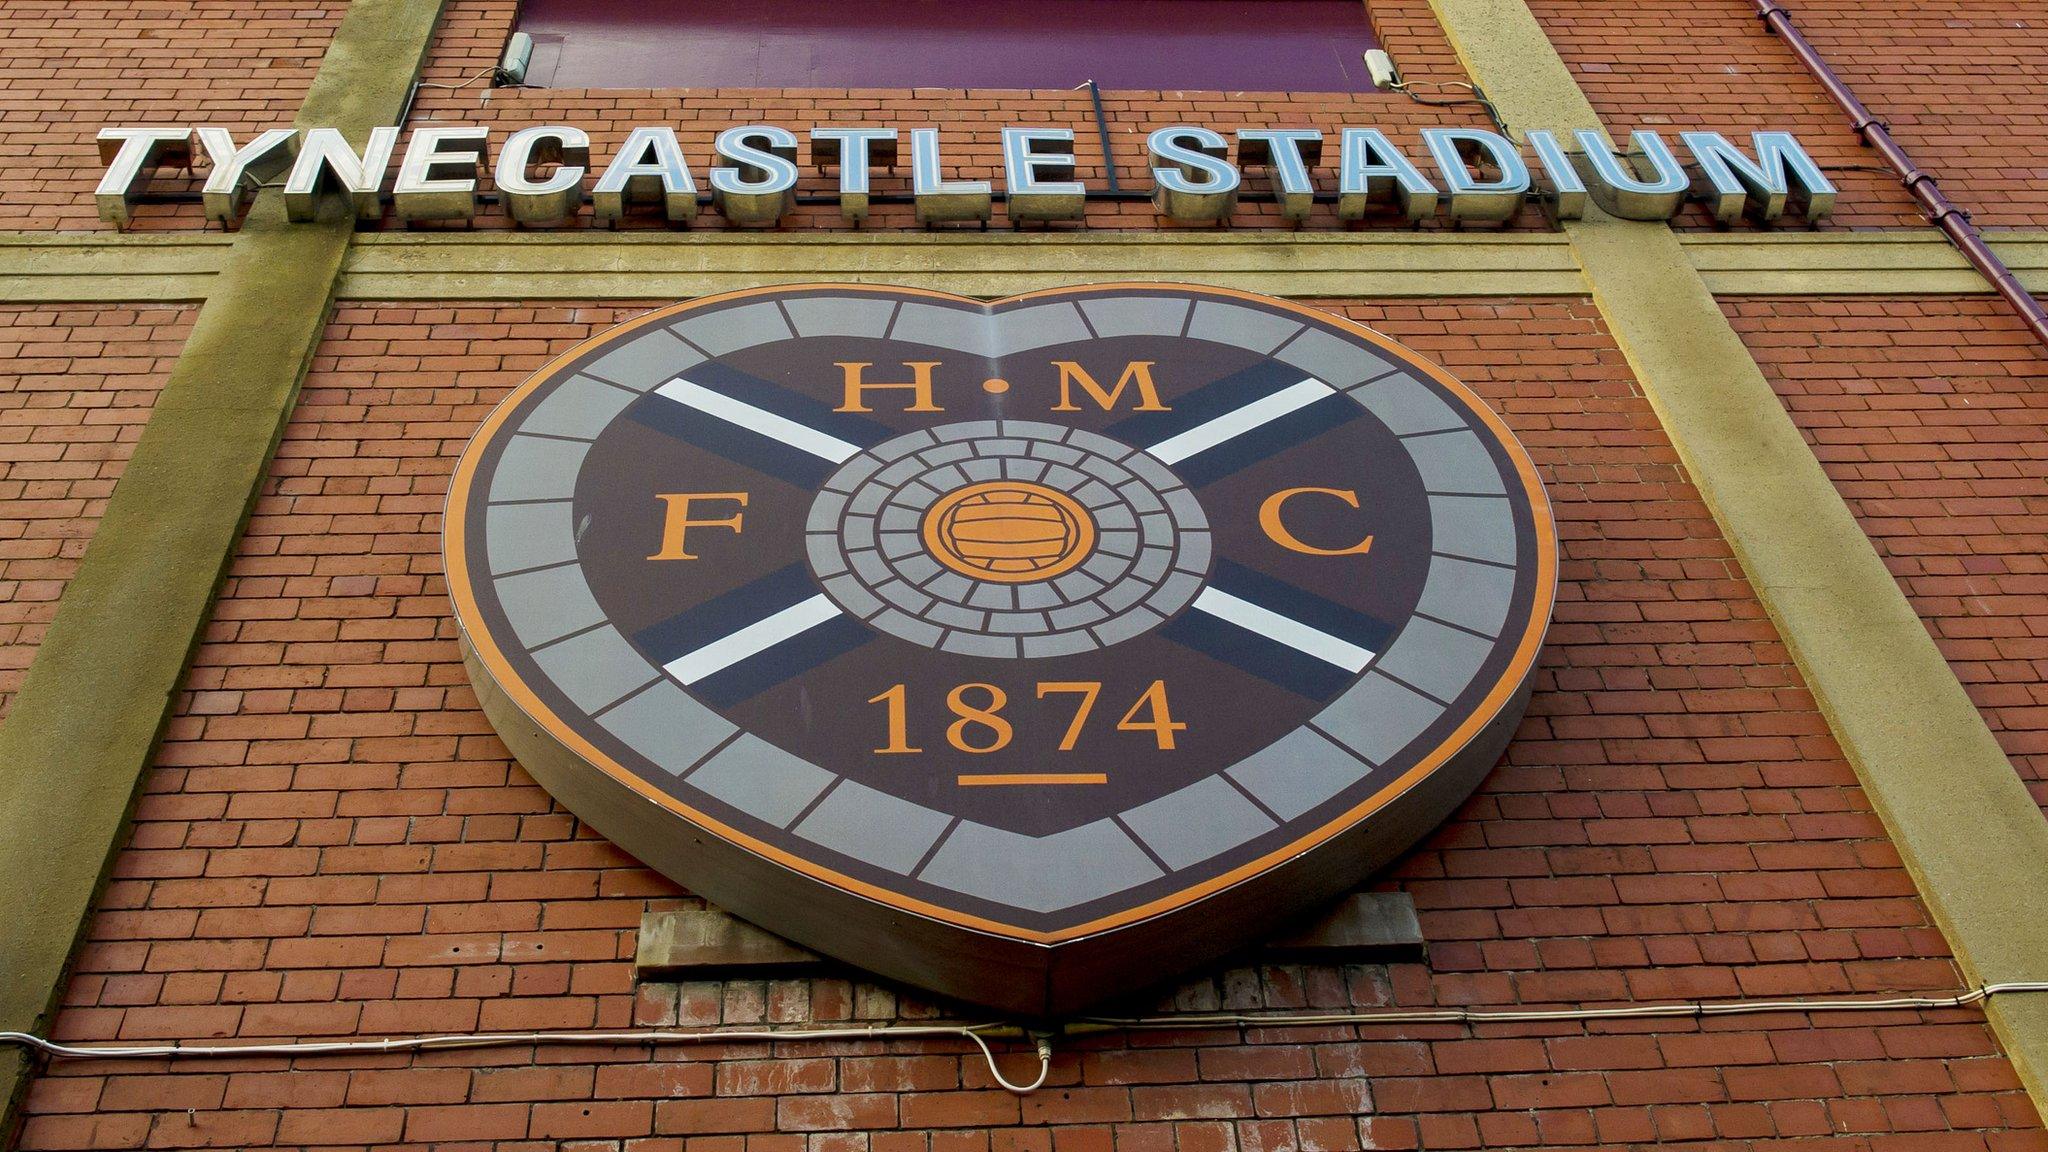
1259, 487, 1375, 557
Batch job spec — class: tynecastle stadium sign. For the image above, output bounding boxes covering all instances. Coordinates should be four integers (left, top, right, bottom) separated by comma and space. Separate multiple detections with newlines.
445, 284, 1557, 1014
93, 123, 1838, 228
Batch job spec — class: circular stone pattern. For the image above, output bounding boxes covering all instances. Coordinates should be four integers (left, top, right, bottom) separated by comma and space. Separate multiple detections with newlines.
807, 422, 1212, 658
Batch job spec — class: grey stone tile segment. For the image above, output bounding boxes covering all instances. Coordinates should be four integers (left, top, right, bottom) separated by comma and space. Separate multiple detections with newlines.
875, 582, 933, 615
1226, 727, 1375, 820
1132, 547, 1172, 583
1314, 673, 1444, 768
1091, 607, 1164, 646
1375, 617, 1494, 704
1049, 601, 1110, 629
1096, 504, 1137, 532
894, 555, 943, 585
1417, 555, 1516, 636
925, 603, 987, 631
822, 454, 883, 493
489, 434, 590, 503
1409, 430, 1506, 495
1001, 419, 1068, 441
523, 375, 639, 441
686, 735, 837, 829
919, 820, 1164, 913
807, 534, 849, 579
783, 295, 897, 338
893, 481, 944, 510
819, 574, 885, 619
794, 781, 954, 874
1022, 631, 1103, 657
945, 420, 1000, 440
597, 679, 736, 776
806, 491, 849, 534
495, 564, 606, 647
987, 611, 1050, 633
584, 326, 701, 391
923, 441, 978, 466
1028, 441, 1085, 466
849, 549, 891, 585
1052, 571, 1106, 600
993, 302, 1092, 356
1163, 489, 1206, 527
958, 458, 1003, 483
1080, 295, 1195, 338
941, 631, 1020, 658
1350, 373, 1466, 435
1187, 300, 1304, 354
669, 301, 795, 358
871, 608, 943, 646
1017, 584, 1062, 610
1041, 463, 1089, 490
529, 624, 660, 713
967, 584, 1017, 611
1430, 495, 1518, 565
1155, 571, 1205, 611
1274, 326, 1400, 389
1073, 480, 1119, 508
1122, 451, 1184, 492
1083, 554, 1132, 585
1079, 455, 1132, 485
872, 457, 926, 489
925, 573, 975, 602
1097, 530, 1141, 559
1098, 578, 1149, 614
1065, 429, 1135, 460
1122, 776, 1278, 870
485, 501, 579, 576
848, 487, 888, 520
1176, 533, 1213, 574
889, 302, 998, 357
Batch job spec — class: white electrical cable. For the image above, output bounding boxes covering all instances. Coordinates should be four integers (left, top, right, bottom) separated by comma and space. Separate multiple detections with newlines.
1082, 982, 2048, 1030
0, 1024, 1052, 1096
6, 984, 2044, 1096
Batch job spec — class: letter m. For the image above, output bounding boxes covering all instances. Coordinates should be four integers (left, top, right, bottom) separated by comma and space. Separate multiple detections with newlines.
1050, 361, 1170, 412
1679, 131, 1837, 224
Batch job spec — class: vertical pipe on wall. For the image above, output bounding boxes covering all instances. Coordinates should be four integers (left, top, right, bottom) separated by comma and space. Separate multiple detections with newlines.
1753, 0, 2048, 349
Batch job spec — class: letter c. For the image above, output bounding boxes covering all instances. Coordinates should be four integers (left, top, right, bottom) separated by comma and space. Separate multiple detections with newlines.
1259, 487, 1374, 556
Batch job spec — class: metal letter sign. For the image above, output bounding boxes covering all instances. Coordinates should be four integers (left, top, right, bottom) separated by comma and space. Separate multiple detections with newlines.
447, 284, 1556, 1015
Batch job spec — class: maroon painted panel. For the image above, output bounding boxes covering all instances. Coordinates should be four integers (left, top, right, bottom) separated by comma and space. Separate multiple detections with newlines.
516, 0, 1379, 92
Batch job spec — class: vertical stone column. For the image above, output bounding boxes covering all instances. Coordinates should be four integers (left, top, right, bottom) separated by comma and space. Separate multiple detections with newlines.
0, 0, 446, 1124
1427, 0, 2048, 1106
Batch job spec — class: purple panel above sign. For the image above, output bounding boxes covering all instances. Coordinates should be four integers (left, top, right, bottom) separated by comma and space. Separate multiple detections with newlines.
516, 0, 1380, 92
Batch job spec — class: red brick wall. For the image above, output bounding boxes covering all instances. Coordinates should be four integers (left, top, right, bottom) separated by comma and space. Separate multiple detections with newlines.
1527, 0, 2048, 230
0, 2, 340, 232
0, 305, 188, 719
15, 299, 2044, 1151
400, 0, 1551, 232
1731, 295, 2048, 814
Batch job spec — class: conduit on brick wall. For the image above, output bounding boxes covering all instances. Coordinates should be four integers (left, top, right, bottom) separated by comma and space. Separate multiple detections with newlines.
1754, 0, 2048, 350
7, 983, 2048, 1095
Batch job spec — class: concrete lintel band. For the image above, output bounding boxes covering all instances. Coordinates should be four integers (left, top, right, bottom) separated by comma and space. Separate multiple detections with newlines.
0, 0, 446, 1128
1425, 0, 2048, 1109
9, 232, 2048, 304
